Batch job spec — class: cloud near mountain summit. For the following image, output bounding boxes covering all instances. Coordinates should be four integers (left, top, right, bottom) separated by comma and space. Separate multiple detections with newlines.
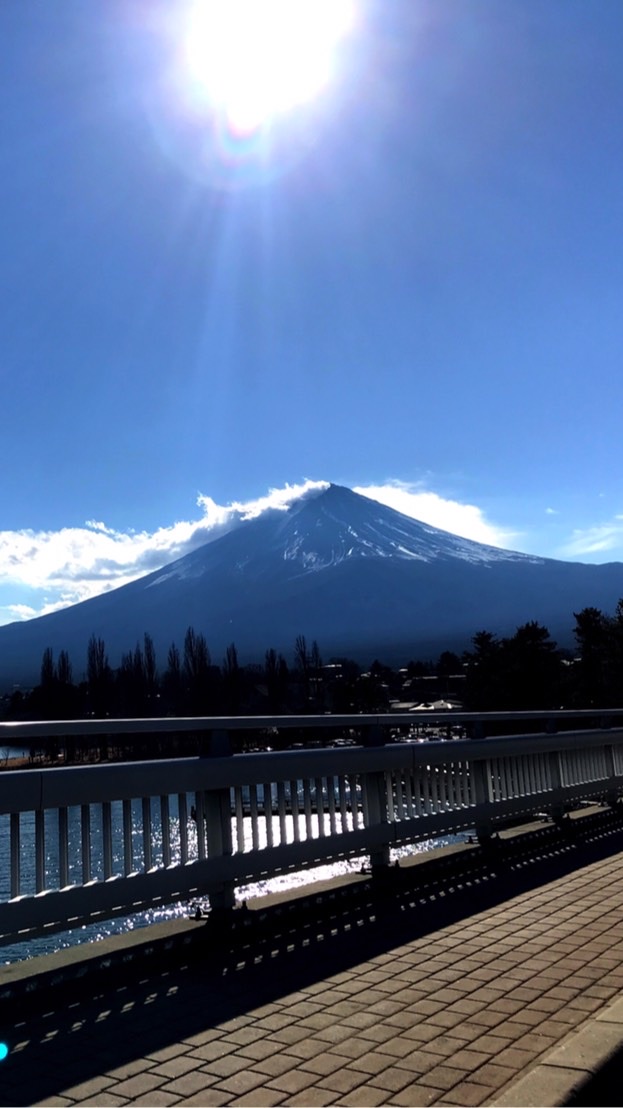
0, 479, 516, 625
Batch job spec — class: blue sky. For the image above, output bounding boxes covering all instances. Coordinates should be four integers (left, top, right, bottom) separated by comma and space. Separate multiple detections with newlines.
2, 0, 623, 626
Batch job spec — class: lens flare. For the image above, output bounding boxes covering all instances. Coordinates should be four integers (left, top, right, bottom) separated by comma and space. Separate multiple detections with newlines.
185, 0, 355, 135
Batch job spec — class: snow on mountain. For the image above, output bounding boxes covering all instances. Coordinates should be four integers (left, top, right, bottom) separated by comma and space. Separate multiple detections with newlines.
0, 483, 621, 688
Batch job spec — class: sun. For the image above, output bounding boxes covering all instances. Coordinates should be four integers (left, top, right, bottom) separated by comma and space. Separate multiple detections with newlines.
185, 0, 355, 135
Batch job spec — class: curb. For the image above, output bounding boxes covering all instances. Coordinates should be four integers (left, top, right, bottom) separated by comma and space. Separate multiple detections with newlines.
495, 997, 623, 1107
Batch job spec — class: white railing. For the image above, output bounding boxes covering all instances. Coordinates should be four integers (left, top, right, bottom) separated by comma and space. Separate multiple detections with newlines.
0, 712, 623, 948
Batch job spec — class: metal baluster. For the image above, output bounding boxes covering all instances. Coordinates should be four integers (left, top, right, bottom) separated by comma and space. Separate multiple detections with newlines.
250, 784, 260, 850
178, 793, 188, 864
161, 795, 171, 867
81, 805, 91, 884
277, 780, 287, 844
234, 787, 245, 852
394, 770, 404, 821
358, 774, 368, 830
58, 807, 69, 888
404, 771, 414, 817
459, 762, 468, 807
444, 765, 454, 811
430, 766, 440, 813
35, 810, 45, 894
194, 792, 205, 861
516, 756, 526, 798
123, 798, 133, 875
414, 771, 425, 816
525, 755, 536, 797
102, 802, 113, 879
290, 780, 300, 842
498, 758, 509, 800
10, 813, 20, 899
315, 777, 325, 838
143, 796, 153, 870
338, 775, 349, 831
326, 775, 337, 835
386, 772, 396, 822
264, 783, 274, 848
302, 779, 313, 839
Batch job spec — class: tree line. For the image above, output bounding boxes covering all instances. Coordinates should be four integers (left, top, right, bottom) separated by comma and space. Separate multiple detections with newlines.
2, 600, 623, 723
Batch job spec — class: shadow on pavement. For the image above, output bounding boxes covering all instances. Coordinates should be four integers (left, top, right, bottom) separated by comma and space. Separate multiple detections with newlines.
565, 1047, 623, 1106
1, 808, 623, 1106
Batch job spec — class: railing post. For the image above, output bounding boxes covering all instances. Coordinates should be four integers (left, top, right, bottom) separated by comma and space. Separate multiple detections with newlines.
472, 758, 494, 845
203, 728, 236, 912
362, 724, 391, 873
549, 749, 566, 824
604, 744, 619, 808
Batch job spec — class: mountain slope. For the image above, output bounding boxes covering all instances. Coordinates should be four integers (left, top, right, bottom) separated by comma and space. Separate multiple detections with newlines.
1, 484, 622, 688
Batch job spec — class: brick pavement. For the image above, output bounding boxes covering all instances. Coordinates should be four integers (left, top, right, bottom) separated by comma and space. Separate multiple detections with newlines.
2, 810, 623, 1107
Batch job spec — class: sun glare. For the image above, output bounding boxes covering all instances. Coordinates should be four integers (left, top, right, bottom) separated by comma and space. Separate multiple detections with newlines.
185, 0, 355, 135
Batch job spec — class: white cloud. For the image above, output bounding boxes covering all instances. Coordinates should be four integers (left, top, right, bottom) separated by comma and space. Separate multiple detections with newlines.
0, 480, 328, 625
353, 481, 519, 548
557, 519, 623, 559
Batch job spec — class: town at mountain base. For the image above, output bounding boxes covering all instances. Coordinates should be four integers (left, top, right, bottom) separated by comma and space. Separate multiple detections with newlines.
1, 484, 622, 691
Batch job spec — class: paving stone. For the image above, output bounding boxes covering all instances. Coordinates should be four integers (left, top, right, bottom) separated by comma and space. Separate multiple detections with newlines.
384, 1082, 444, 1106
437, 1079, 492, 1105
232, 1091, 286, 1107
367, 1066, 415, 1093
297, 1051, 351, 1078
469, 1060, 518, 1088
182, 1029, 225, 1048
177, 1091, 233, 1106
314, 1024, 358, 1045
341, 1010, 379, 1029
159, 1072, 218, 1098
32, 1100, 75, 1107
214, 1069, 271, 1095
72, 1096, 129, 1107
287, 1090, 337, 1106
253, 1052, 304, 1077
151, 1053, 203, 1080
442, 1047, 492, 1071
421, 1062, 472, 1092
200, 1054, 251, 1078
62, 1076, 118, 1101
188, 1041, 239, 1062
512, 1030, 561, 1054
266, 1068, 319, 1094
271, 1025, 313, 1045
286, 1037, 330, 1060
334, 1085, 389, 1106
109, 1073, 164, 1099
376, 1036, 425, 1059
425, 1008, 471, 1030
104, 1058, 154, 1081
145, 1044, 192, 1064
129, 1092, 181, 1106
226, 1026, 269, 1045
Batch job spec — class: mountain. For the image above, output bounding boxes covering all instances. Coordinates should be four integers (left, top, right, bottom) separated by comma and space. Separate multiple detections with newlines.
1, 483, 623, 689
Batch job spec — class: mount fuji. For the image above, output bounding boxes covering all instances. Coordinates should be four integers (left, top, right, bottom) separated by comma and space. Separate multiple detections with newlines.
1, 483, 622, 688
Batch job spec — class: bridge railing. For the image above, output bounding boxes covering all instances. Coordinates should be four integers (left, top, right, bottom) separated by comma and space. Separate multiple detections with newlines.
1, 711, 623, 948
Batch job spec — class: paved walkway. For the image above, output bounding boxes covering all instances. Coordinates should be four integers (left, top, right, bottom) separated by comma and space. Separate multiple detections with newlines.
3, 809, 623, 1107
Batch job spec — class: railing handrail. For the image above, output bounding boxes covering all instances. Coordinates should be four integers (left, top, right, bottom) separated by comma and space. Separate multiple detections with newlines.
1, 728, 623, 811
2, 707, 623, 742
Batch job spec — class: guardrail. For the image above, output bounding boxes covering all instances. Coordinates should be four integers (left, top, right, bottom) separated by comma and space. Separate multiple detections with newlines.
1, 711, 623, 949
